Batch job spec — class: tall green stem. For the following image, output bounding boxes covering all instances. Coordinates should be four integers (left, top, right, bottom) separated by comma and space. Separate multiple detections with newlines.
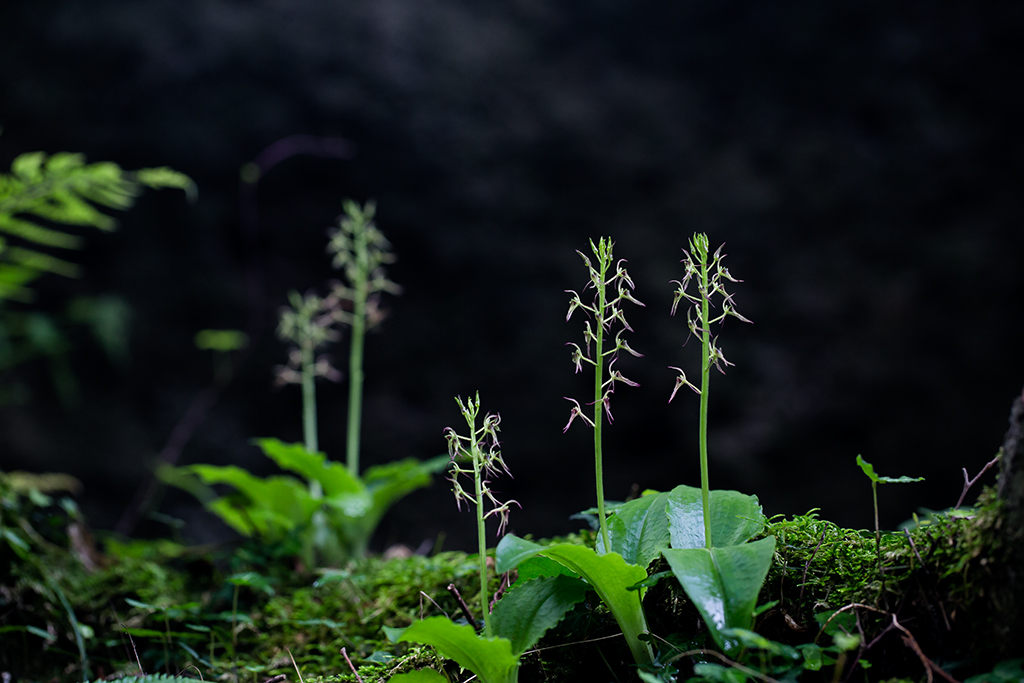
301, 341, 318, 455
698, 258, 713, 549
470, 424, 492, 637
593, 273, 610, 553
346, 223, 369, 476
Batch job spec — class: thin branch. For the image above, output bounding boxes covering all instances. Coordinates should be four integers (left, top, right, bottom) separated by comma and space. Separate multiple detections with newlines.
797, 529, 827, 621
339, 648, 364, 683
446, 583, 478, 631
955, 452, 1002, 509
890, 614, 960, 683
814, 603, 887, 644
287, 647, 305, 683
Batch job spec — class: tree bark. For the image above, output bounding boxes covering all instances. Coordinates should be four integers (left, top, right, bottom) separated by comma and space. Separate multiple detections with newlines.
993, 384, 1024, 656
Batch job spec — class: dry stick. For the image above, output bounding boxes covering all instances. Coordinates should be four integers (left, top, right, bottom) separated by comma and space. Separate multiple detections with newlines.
119, 620, 145, 674
797, 529, 827, 621
523, 633, 624, 655
890, 614, 961, 683
286, 648, 305, 683
645, 633, 783, 683
446, 583, 478, 630
419, 591, 449, 620
339, 648, 364, 683
955, 452, 1002, 509
814, 603, 888, 644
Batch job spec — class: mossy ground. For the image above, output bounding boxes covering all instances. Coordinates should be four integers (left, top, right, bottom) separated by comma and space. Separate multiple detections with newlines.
0, 474, 1014, 683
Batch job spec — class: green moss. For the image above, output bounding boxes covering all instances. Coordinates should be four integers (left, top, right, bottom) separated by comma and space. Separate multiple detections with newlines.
0, 470, 1012, 682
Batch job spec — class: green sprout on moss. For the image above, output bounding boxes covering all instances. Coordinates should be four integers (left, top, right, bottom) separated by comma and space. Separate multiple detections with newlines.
855, 454, 924, 578
564, 237, 644, 553
669, 233, 751, 549
445, 393, 518, 637
326, 200, 401, 476
275, 290, 343, 458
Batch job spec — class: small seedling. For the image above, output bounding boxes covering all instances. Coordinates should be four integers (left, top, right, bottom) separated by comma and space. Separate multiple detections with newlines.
669, 233, 751, 547
326, 200, 401, 475
855, 454, 924, 575
564, 237, 644, 552
444, 393, 518, 636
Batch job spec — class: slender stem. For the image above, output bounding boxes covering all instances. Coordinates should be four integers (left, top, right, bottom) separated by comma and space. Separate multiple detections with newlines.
346, 223, 369, 475
470, 423, 492, 637
873, 481, 881, 575
301, 341, 317, 455
593, 252, 610, 553
698, 256, 713, 549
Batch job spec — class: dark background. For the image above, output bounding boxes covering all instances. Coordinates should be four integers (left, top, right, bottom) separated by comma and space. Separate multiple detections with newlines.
1, 1, 1021, 553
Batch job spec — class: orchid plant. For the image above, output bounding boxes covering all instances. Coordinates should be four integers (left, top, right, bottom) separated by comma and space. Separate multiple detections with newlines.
563, 237, 644, 552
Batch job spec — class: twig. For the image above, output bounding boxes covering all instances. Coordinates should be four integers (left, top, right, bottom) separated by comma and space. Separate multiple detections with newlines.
419, 591, 449, 620
797, 529, 827, 621
644, 632, 785, 683
890, 614, 960, 683
446, 584, 478, 630
523, 633, 623, 655
903, 529, 926, 571
814, 603, 887, 644
340, 648, 364, 683
286, 647, 304, 683
118, 619, 144, 674
955, 452, 1002, 509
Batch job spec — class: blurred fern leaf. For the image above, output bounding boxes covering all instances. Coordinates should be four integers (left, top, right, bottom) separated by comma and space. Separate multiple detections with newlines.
0, 150, 194, 302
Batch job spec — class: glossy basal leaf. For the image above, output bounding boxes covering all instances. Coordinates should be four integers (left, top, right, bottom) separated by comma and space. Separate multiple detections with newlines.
254, 438, 365, 497
514, 556, 580, 585
187, 466, 318, 538
598, 490, 671, 568
399, 616, 519, 683
491, 574, 589, 655
495, 534, 546, 574
363, 455, 449, 526
666, 485, 765, 549
495, 535, 653, 665
662, 536, 776, 653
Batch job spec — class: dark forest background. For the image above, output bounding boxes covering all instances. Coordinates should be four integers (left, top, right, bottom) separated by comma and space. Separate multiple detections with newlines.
1, 1, 1022, 553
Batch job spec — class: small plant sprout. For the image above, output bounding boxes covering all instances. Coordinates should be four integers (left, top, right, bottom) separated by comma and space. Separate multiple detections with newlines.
670, 233, 751, 549
445, 393, 518, 638
326, 200, 402, 476
275, 290, 344, 457
855, 454, 924, 576
564, 237, 644, 552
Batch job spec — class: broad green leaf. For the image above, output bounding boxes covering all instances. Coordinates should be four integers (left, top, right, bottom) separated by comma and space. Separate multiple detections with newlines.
855, 455, 924, 484
388, 670, 448, 683
399, 616, 519, 683
666, 485, 764, 549
491, 574, 589, 655
598, 490, 671, 568
254, 438, 366, 498
662, 536, 776, 653
513, 556, 579, 585
187, 466, 318, 538
495, 535, 653, 666
495, 534, 546, 574
363, 455, 449, 526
